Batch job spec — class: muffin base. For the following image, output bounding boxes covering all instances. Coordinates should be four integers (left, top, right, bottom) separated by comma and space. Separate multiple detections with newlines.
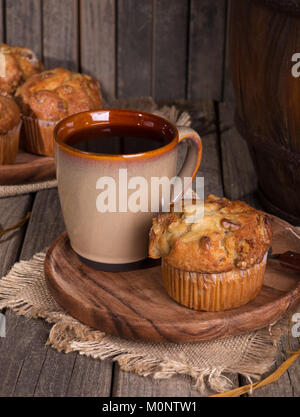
161, 253, 268, 312
21, 115, 56, 156
0, 123, 21, 165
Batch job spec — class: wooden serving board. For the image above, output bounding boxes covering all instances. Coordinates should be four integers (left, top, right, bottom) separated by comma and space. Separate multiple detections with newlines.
0, 151, 56, 185
44, 216, 300, 343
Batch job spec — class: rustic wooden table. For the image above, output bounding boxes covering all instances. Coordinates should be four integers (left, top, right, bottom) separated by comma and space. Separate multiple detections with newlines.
0, 101, 299, 397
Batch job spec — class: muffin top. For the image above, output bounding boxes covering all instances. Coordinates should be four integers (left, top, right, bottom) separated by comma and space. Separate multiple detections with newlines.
149, 194, 272, 273
0, 43, 43, 96
15, 67, 103, 121
0, 96, 21, 134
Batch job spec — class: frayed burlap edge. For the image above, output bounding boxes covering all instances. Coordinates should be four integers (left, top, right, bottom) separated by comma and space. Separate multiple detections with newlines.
0, 97, 191, 198
0, 251, 290, 394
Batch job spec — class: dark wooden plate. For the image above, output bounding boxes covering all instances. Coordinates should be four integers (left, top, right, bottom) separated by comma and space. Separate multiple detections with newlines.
0, 151, 56, 186
44, 216, 300, 343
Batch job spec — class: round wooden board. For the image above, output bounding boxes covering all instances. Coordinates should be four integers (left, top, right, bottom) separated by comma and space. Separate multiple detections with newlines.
44, 216, 300, 343
0, 151, 56, 185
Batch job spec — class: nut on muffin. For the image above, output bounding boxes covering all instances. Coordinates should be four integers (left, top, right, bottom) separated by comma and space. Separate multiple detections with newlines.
149, 195, 272, 311
0, 95, 21, 164
0, 43, 43, 96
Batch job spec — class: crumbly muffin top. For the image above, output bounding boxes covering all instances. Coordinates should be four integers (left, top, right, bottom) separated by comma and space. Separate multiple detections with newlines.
15, 67, 103, 121
149, 194, 272, 273
0, 43, 43, 96
0, 96, 21, 134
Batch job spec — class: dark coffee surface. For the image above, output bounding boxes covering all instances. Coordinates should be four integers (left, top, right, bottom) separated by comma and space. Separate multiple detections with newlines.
66, 125, 170, 155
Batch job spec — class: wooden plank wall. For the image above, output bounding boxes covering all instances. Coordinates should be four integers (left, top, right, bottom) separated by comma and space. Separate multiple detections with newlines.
0, 0, 234, 102
0, 0, 4, 43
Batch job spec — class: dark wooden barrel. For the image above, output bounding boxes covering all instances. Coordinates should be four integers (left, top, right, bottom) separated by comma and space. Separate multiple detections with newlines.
228, 0, 300, 224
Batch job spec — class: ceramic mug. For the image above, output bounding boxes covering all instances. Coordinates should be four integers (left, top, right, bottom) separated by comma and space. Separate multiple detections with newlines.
54, 109, 202, 271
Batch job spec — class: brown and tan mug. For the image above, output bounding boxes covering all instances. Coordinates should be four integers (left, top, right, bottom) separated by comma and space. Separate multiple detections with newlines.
54, 109, 202, 271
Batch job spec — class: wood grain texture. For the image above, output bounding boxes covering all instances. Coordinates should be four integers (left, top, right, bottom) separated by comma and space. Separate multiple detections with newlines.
112, 357, 238, 397
229, 0, 300, 152
112, 368, 209, 397
157, 99, 223, 197
45, 218, 300, 344
117, 0, 152, 98
194, 100, 223, 197
0, 190, 113, 397
1, 308, 111, 397
43, 0, 78, 71
80, 0, 116, 100
219, 102, 257, 202
20, 189, 65, 260
188, 0, 226, 101
6, 0, 42, 58
0, 194, 33, 277
0, 151, 55, 185
0, 190, 63, 396
223, 0, 235, 102
153, 0, 188, 101
0, 0, 4, 43
229, 0, 300, 220
65, 355, 113, 397
1, 0, 233, 102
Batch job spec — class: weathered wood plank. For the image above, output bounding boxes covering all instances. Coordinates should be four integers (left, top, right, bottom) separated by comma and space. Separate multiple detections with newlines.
153, 0, 188, 101
0, 194, 33, 277
112, 368, 207, 397
117, 0, 152, 98
0, 194, 33, 397
43, 0, 78, 71
0, 190, 65, 397
0, 310, 51, 397
65, 356, 113, 397
223, 0, 235, 102
0, 0, 4, 43
158, 99, 223, 197
195, 101, 223, 197
219, 102, 259, 205
0, 189, 113, 397
80, 0, 116, 100
6, 0, 42, 58
188, 0, 226, 101
20, 189, 65, 260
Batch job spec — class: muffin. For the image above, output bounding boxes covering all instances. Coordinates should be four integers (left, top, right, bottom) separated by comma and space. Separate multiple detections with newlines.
149, 194, 272, 311
0, 43, 43, 96
0, 96, 21, 164
15, 67, 103, 156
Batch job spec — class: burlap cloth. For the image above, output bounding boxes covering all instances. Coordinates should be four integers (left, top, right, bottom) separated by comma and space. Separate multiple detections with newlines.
0, 98, 191, 198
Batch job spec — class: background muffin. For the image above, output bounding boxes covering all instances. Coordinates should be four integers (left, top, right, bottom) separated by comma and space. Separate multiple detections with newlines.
149, 195, 272, 311
15, 68, 103, 156
0, 96, 21, 164
0, 43, 43, 96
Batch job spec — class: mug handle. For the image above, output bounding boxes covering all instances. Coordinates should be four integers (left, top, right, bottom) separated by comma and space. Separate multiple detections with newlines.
173, 126, 202, 201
